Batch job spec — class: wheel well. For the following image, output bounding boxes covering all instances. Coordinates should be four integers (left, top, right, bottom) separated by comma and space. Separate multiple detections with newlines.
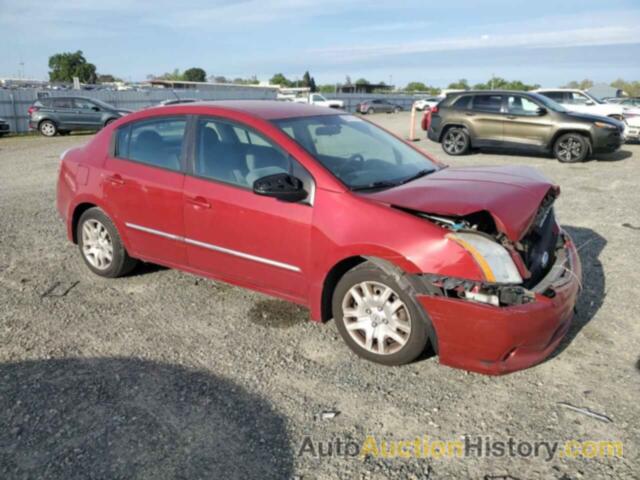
71, 203, 97, 244
38, 118, 56, 128
320, 256, 366, 322
549, 130, 592, 151
439, 123, 466, 142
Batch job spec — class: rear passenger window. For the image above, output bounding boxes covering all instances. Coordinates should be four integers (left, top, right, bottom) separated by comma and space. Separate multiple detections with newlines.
472, 95, 503, 113
196, 118, 292, 188
52, 98, 74, 109
115, 118, 186, 171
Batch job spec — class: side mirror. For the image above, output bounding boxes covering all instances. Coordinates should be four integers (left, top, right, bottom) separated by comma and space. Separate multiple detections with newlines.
586, 100, 595, 106
253, 173, 307, 202
91, 106, 101, 112
536, 107, 548, 116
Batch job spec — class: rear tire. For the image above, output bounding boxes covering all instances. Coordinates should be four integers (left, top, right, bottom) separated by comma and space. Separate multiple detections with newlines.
39, 120, 57, 137
332, 262, 432, 366
553, 133, 589, 163
77, 207, 138, 278
441, 127, 471, 155
394, 107, 402, 113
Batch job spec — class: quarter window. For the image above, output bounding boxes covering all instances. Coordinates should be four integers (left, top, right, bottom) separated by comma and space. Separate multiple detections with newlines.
453, 95, 472, 110
472, 95, 503, 113
115, 117, 186, 171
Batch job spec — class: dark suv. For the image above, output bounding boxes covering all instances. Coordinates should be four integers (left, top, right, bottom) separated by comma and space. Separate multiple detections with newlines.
427, 91, 624, 162
28, 97, 131, 137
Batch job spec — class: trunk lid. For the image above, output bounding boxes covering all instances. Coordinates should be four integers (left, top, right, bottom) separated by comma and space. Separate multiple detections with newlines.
364, 165, 557, 241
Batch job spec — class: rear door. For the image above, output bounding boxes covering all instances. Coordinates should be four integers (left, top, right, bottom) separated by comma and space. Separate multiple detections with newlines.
103, 116, 188, 266
503, 95, 553, 148
50, 98, 78, 128
468, 94, 505, 144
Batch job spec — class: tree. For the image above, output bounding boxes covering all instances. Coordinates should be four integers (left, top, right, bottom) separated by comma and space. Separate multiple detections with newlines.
405, 82, 428, 92
301, 71, 318, 92
447, 79, 469, 90
355, 78, 370, 86
611, 79, 640, 97
48, 50, 97, 84
184, 67, 207, 82
270, 73, 293, 87
97, 74, 120, 83
564, 79, 593, 90
158, 68, 184, 81
318, 84, 335, 93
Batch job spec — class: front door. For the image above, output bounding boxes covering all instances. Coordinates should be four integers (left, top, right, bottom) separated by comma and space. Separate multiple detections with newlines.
183, 117, 313, 301
74, 98, 104, 128
503, 95, 554, 148
102, 116, 188, 266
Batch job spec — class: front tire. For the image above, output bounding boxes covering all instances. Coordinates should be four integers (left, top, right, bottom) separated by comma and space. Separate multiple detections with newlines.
553, 133, 589, 163
394, 107, 402, 113
332, 262, 431, 365
367, 107, 375, 115
39, 120, 57, 137
77, 207, 138, 278
441, 127, 470, 155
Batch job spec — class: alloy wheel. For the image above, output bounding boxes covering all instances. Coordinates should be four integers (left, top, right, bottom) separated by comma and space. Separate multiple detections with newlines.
443, 131, 467, 154
341, 281, 411, 355
81, 219, 113, 270
557, 136, 583, 162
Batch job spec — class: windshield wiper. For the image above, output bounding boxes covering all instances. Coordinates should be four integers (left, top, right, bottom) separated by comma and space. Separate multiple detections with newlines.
399, 169, 435, 185
350, 180, 399, 192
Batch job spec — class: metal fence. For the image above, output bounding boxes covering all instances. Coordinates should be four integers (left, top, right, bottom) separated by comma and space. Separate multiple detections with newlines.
0, 86, 278, 133
0, 87, 425, 133
325, 93, 423, 113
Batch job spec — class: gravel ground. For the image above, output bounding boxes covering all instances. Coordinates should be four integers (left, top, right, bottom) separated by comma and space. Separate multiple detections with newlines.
0, 114, 638, 479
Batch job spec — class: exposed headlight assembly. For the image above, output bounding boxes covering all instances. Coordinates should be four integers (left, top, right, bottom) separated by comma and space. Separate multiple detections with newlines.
447, 232, 523, 284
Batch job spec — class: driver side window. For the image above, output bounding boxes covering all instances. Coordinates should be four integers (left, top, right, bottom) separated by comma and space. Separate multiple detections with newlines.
194, 118, 313, 197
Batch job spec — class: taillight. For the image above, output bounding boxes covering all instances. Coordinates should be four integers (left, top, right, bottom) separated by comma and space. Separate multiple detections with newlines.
431, 105, 439, 114
28, 106, 39, 115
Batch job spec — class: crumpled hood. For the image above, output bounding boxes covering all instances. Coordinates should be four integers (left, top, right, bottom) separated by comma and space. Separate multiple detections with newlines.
365, 165, 557, 241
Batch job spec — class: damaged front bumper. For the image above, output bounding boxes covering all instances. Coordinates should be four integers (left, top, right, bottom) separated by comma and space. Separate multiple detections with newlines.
414, 230, 582, 375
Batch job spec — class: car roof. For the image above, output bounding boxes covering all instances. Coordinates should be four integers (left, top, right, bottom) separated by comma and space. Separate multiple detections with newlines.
533, 88, 584, 92
446, 90, 538, 96
145, 100, 342, 120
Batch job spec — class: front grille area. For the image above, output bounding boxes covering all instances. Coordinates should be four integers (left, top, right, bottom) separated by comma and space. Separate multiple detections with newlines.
520, 203, 559, 288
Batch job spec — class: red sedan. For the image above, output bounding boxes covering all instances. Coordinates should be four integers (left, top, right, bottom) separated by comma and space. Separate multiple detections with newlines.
57, 101, 581, 374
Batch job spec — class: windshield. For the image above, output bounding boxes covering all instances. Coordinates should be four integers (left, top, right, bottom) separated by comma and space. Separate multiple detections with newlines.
274, 114, 437, 190
90, 98, 117, 110
582, 91, 603, 104
531, 94, 568, 113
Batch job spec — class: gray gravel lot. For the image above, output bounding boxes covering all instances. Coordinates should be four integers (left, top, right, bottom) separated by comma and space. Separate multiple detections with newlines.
1, 113, 639, 479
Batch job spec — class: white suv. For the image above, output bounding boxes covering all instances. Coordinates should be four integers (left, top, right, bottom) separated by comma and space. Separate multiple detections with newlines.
534, 89, 640, 119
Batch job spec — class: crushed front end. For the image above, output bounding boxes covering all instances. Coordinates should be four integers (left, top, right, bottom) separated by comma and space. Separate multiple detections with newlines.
408, 194, 582, 374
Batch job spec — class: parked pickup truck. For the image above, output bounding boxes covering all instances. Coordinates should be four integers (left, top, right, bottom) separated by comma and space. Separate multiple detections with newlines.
293, 93, 344, 109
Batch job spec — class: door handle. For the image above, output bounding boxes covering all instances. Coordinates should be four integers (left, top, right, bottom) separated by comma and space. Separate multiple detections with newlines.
186, 196, 211, 209
506, 115, 517, 120
465, 112, 475, 116
104, 174, 125, 185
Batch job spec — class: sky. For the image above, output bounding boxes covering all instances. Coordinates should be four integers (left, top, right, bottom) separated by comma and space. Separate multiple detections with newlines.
1, 0, 640, 88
